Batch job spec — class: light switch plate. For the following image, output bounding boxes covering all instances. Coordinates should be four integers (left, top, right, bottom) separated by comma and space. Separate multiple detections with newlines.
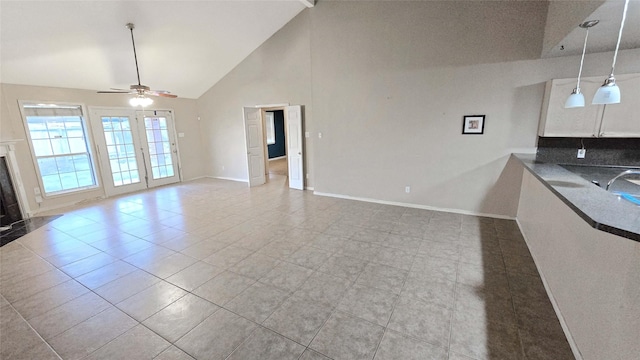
577, 149, 586, 158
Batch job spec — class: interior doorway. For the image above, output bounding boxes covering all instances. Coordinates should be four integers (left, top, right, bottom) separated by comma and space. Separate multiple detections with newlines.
243, 105, 304, 190
264, 109, 288, 180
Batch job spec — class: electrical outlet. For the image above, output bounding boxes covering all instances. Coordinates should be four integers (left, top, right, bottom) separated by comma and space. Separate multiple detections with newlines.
577, 149, 586, 159
34, 187, 41, 195
405, 186, 411, 193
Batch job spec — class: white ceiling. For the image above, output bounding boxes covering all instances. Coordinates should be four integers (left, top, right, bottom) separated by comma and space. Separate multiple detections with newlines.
0, 1, 307, 99
545, 0, 640, 58
1, 1, 637, 100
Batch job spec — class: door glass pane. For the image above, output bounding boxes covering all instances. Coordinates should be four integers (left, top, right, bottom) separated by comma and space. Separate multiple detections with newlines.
143, 116, 174, 180
101, 116, 141, 187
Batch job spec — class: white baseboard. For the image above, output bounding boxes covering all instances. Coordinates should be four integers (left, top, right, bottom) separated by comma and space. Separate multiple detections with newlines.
312, 191, 515, 220
209, 176, 249, 183
32, 196, 106, 216
184, 175, 208, 181
515, 218, 583, 360
305, 186, 314, 191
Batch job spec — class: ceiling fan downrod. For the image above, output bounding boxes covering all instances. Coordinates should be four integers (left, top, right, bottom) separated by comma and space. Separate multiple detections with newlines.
126, 23, 142, 87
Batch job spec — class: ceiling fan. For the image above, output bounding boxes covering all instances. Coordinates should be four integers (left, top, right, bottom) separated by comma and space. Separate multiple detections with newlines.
98, 23, 177, 106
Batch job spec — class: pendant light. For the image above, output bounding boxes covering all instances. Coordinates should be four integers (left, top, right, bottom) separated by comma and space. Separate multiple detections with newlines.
565, 20, 599, 108
593, 0, 630, 105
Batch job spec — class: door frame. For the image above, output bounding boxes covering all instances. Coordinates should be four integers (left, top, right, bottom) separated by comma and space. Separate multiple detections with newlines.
88, 106, 183, 197
243, 103, 305, 189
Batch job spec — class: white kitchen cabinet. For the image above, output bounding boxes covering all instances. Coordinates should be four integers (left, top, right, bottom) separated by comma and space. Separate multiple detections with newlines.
599, 73, 640, 137
538, 73, 640, 138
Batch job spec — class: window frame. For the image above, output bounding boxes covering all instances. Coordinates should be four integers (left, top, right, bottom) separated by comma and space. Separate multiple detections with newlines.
18, 100, 100, 198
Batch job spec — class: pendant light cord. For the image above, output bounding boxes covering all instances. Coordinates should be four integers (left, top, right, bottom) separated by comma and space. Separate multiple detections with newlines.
576, 28, 590, 90
610, 0, 629, 76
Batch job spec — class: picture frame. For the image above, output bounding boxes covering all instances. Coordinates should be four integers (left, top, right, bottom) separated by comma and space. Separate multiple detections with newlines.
462, 115, 485, 135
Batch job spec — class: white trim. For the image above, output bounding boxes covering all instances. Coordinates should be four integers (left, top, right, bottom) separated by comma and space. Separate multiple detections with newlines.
305, 186, 314, 191
268, 156, 287, 161
184, 175, 208, 181
32, 195, 106, 216
209, 176, 249, 183
252, 103, 289, 108
18, 100, 100, 199
515, 218, 583, 360
312, 191, 515, 220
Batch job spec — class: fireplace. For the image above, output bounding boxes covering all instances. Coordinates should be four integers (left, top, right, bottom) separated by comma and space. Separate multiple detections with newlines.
1, 156, 22, 227
0, 141, 62, 246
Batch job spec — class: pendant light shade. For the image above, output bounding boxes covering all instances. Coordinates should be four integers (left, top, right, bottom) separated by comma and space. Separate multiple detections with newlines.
593, 75, 620, 104
565, 90, 585, 108
592, 0, 629, 105
565, 20, 598, 108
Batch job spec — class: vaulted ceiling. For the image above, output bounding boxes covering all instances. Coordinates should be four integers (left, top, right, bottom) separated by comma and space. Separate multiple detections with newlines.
0, 0, 308, 99
1, 0, 638, 99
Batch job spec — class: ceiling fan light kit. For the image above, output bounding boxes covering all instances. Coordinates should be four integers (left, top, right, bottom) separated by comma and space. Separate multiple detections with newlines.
130, 95, 154, 107
98, 23, 177, 106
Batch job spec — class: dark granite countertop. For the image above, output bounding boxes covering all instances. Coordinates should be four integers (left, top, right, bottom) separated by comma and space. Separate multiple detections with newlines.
513, 153, 640, 242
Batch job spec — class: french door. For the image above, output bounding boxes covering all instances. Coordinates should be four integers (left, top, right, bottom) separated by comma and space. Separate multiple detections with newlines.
91, 108, 180, 196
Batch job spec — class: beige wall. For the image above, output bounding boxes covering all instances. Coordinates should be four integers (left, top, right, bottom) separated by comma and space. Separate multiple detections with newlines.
517, 169, 640, 360
0, 83, 202, 214
196, 11, 313, 184
197, 0, 640, 217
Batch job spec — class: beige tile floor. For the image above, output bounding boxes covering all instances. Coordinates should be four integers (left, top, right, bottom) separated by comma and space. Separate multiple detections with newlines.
0, 176, 574, 360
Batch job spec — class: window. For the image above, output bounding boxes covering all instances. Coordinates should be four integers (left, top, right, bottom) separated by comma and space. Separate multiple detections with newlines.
265, 111, 276, 145
21, 103, 97, 194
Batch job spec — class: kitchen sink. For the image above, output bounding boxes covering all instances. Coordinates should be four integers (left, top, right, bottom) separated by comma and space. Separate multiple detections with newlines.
559, 164, 640, 198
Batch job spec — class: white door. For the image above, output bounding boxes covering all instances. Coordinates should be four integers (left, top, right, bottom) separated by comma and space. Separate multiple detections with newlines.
91, 109, 147, 196
244, 107, 266, 187
286, 105, 304, 190
137, 110, 180, 187
91, 108, 180, 196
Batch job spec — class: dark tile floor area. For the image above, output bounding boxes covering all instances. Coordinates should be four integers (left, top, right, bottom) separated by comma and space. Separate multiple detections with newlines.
1, 216, 62, 247
0, 178, 574, 359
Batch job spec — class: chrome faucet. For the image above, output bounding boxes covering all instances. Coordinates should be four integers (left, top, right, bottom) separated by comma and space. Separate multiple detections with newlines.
605, 169, 640, 191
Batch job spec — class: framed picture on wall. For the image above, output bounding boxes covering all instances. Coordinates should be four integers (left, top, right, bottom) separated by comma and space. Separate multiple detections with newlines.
462, 115, 485, 134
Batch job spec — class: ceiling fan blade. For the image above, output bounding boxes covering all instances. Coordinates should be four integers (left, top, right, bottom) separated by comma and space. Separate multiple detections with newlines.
147, 91, 178, 98
153, 93, 178, 98
97, 90, 131, 94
